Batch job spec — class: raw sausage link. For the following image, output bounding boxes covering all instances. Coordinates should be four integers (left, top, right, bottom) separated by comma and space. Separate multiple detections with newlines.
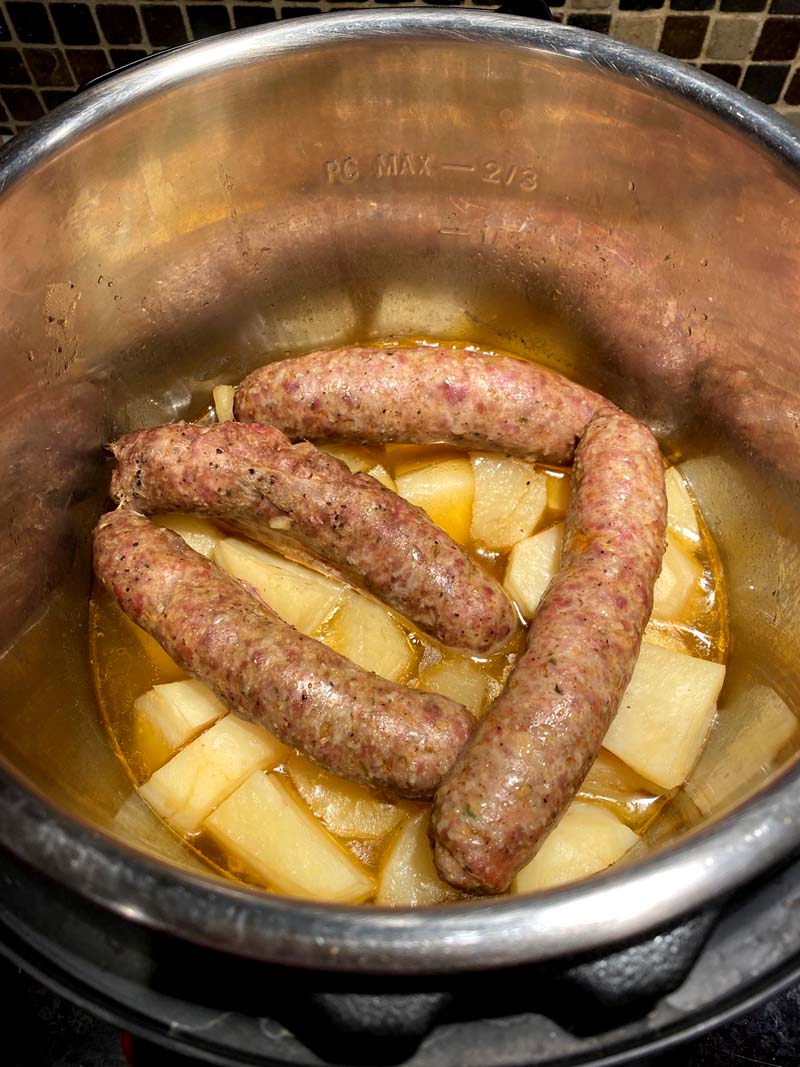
93, 508, 475, 798
430, 411, 667, 894
234, 346, 616, 466
110, 421, 516, 655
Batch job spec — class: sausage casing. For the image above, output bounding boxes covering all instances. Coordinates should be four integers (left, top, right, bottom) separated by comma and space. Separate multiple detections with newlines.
234, 347, 615, 466
430, 411, 667, 893
110, 421, 517, 655
93, 507, 475, 798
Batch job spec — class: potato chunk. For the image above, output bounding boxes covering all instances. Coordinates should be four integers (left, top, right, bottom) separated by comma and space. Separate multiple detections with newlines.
685, 684, 800, 817
514, 802, 638, 893
213, 385, 235, 423
286, 753, 406, 839
317, 443, 381, 474
213, 538, 343, 635
140, 715, 289, 832
503, 523, 563, 621
665, 466, 700, 544
205, 771, 374, 903
417, 656, 489, 716
395, 459, 474, 544
376, 811, 460, 906
152, 514, 224, 559
121, 614, 186, 682
603, 642, 726, 790
134, 679, 227, 754
323, 591, 414, 682
470, 454, 548, 550
546, 472, 571, 515
651, 536, 704, 622
366, 464, 397, 492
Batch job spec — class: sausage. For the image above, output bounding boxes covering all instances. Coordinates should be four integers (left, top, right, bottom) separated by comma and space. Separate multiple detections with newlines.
110, 421, 516, 655
430, 410, 667, 894
93, 507, 475, 798
234, 346, 616, 466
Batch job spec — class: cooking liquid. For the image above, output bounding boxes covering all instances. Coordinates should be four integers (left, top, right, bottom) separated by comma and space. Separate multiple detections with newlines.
90, 425, 728, 901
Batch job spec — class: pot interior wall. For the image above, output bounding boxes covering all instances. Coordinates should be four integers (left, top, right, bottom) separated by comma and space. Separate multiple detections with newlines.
1, 23, 800, 881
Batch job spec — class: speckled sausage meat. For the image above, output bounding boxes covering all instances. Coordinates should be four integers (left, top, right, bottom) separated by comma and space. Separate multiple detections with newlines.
94, 508, 475, 798
110, 421, 516, 655
234, 347, 616, 466
430, 411, 667, 894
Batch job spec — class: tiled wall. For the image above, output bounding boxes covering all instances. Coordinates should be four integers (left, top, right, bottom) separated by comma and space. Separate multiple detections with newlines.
0, 0, 799, 140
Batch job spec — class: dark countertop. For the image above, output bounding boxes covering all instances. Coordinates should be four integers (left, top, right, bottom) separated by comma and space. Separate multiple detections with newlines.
5, 954, 799, 1067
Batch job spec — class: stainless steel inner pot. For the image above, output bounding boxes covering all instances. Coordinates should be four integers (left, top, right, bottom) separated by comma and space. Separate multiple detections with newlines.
1, 9, 800, 978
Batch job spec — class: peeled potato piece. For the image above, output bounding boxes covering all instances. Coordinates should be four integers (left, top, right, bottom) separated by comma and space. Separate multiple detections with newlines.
287, 753, 406, 839
470, 454, 548, 551
665, 466, 701, 544
417, 656, 489, 717
121, 613, 186, 682
323, 591, 415, 682
395, 459, 474, 545
152, 514, 224, 559
140, 715, 289, 832
213, 538, 343, 635
317, 443, 383, 474
503, 523, 564, 621
546, 472, 571, 515
205, 771, 374, 903
652, 536, 703, 622
213, 385, 236, 423
514, 802, 639, 893
366, 464, 397, 492
603, 641, 726, 790
376, 811, 460, 906
134, 679, 227, 754
685, 684, 800, 817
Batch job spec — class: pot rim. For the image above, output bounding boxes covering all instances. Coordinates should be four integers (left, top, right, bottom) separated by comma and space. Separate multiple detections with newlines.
1, 9, 800, 974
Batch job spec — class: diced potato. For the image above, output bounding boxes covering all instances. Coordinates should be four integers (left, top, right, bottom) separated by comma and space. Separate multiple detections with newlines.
121, 614, 185, 682
470, 454, 548, 550
643, 619, 696, 656
140, 715, 289, 832
111, 793, 212, 873
213, 385, 235, 423
376, 811, 460, 906
286, 753, 406, 839
546, 472, 571, 515
323, 591, 415, 682
685, 684, 800, 817
134, 679, 227, 754
417, 656, 489, 716
386, 445, 463, 477
652, 536, 704, 622
318, 444, 382, 474
205, 771, 374, 903
514, 802, 638, 893
213, 538, 343, 635
579, 749, 664, 833
503, 523, 564, 621
395, 459, 474, 544
367, 464, 396, 492
152, 514, 224, 559
603, 641, 726, 790
666, 467, 700, 544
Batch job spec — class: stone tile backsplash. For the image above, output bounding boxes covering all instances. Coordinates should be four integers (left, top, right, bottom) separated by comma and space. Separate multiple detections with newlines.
1, 0, 799, 139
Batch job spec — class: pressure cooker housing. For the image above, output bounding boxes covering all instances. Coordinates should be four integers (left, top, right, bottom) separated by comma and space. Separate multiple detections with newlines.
1, 10, 800, 1060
